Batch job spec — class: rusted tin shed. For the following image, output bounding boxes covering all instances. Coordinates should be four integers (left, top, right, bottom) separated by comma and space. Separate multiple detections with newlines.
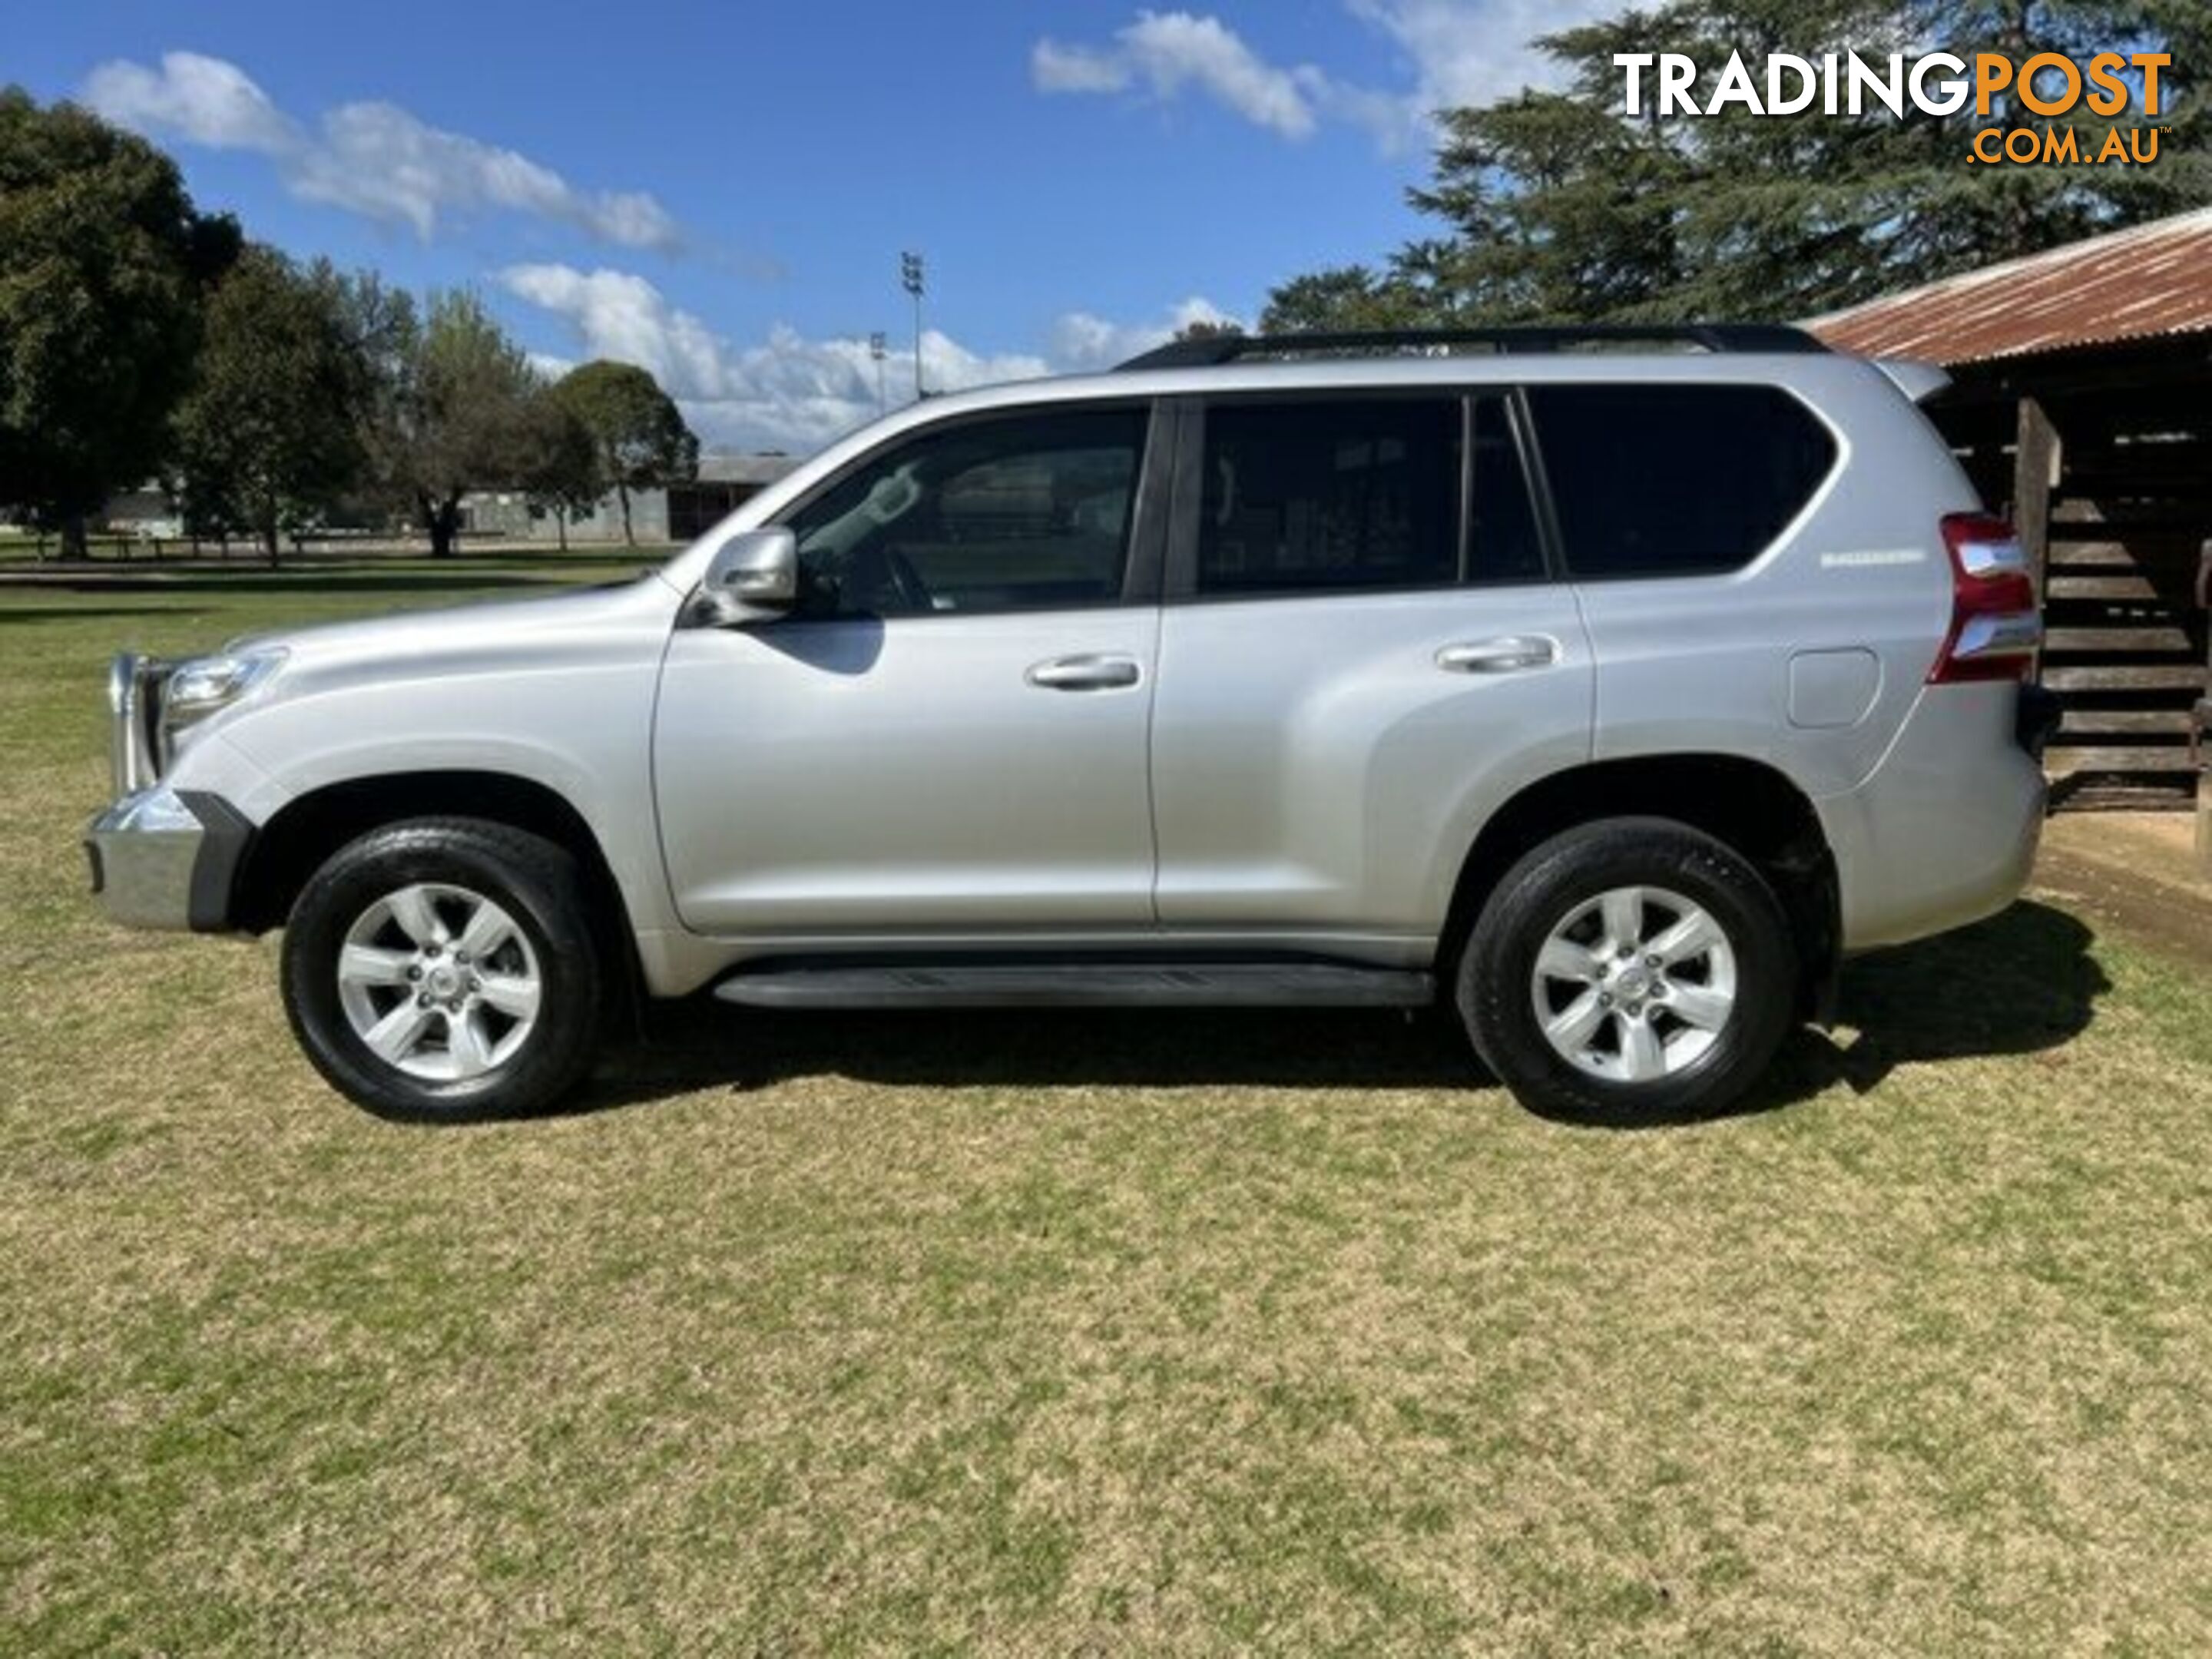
1810, 209, 2212, 823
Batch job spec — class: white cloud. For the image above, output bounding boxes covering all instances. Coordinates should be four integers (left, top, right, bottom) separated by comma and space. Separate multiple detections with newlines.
81, 51, 297, 153
1031, 39, 1135, 95
82, 51, 684, 251
1051, 296, 1243, 370
1349, 0, 1619, 118
500, 265, 736, 397
1033, 12, 1325, 139
1033, 2, 1617, 147
501, 264, 1245, 453
498, 263, 1062, 453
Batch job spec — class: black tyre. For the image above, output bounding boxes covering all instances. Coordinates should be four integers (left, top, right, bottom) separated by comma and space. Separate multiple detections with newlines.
1456, 817, 1797, 1124
280, 817, 604, 1122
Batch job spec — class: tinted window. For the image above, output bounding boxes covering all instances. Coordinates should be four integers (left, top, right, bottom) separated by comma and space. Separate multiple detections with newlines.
1198, 399, 1459, 595
783, 409, 1147, 618
1469, 393, 1546, 584
1527, 385, 1836, 578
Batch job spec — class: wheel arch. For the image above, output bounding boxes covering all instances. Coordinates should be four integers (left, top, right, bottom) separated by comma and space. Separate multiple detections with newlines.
230, 770, 644, 1008
1439, 753, 1839, 1016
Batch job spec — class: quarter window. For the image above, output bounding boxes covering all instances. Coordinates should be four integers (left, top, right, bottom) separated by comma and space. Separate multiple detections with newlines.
1525, 384, 1837, 579
780, 409, 1148, 618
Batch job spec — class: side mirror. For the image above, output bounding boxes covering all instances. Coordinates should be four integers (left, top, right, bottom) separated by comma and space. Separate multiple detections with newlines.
701, 528, 799, 618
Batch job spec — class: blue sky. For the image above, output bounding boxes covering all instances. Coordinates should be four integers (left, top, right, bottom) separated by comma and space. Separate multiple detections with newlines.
17, 1, 1608, 451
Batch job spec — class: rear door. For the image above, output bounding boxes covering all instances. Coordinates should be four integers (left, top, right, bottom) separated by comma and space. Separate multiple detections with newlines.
1148, 390, 1594, 935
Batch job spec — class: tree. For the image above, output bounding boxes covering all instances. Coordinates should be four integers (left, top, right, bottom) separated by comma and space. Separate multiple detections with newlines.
172, 245, 366, 565
1263, 0, 2212, 333
0, 89, 237, 557
373, 290, 540, 558
320, 267, 417, 535
1260, 267, 1433, 334
518, 389, 602, 551
553, 360, 697, 546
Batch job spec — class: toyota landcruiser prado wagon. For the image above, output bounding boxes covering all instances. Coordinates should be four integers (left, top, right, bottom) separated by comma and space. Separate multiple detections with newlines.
86, 326, 2051, 1124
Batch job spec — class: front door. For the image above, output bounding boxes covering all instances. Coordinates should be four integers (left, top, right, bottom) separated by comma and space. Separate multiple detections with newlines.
655, 403, 1166, 935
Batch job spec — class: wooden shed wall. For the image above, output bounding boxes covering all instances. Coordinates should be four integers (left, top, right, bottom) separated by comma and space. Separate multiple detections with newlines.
1939, 355, 2209, 812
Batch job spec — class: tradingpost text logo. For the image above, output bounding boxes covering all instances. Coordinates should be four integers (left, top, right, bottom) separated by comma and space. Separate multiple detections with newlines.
1615, 50, 2173, 167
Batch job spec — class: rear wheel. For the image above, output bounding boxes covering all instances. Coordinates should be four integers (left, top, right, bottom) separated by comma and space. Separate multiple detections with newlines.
280, 818, 604, 1122
1456, 817, 1797, 1124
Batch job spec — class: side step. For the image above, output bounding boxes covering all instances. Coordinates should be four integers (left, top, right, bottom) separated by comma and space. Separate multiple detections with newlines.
712, 961, 1435, 1011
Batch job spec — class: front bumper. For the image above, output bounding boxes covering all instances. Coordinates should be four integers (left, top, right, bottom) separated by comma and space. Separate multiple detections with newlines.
84, 786, 253, 932
87, 650, 253, 931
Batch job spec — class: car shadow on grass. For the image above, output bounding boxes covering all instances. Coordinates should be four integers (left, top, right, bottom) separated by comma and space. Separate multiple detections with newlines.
1753, 898, 2107, 1111
571, 900, 2107, 1128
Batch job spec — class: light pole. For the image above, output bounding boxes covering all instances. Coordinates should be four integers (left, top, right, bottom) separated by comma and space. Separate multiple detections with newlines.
899, 251, 926, 399
869, 330, 888, 418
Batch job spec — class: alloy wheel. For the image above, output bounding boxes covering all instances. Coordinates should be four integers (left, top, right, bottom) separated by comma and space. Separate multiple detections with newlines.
1528, 884, 1738, 1084
334, 882, 543, 1082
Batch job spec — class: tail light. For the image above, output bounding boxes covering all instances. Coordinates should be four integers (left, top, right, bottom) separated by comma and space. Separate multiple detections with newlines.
1929, 513, 2040, 684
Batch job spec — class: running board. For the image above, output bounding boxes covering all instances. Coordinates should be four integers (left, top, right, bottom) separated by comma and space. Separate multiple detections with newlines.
712, 961, 1435, 1011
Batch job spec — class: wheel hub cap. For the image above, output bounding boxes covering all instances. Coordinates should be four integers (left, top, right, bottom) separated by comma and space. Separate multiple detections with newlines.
335, 882, 542, 1083
1528, 884, 1739, 1086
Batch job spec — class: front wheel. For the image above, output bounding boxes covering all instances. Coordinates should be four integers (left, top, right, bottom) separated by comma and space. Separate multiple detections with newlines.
280, 818, 604, 1122
1456, 818, 1798, 1124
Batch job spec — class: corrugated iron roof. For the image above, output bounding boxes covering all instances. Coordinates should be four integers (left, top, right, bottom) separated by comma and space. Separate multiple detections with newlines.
1806, 206, 2212, 365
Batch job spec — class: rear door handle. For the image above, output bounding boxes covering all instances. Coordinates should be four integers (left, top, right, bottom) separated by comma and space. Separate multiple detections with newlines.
1435, 635, 1559, 674
1025, 653, 1142, 692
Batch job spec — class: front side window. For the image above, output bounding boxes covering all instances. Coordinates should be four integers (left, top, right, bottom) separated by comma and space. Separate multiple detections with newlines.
1197, 398, 1461, 596
781, 408, 1148, 619
1527, 384, 1838, 579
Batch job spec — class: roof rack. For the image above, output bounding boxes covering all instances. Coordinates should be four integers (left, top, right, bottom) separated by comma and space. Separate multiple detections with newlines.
1115, 324, 1830, 372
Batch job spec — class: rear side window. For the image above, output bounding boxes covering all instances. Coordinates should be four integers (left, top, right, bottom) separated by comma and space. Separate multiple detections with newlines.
1197, 399, 1460, 595
1526, 385, 1836, 579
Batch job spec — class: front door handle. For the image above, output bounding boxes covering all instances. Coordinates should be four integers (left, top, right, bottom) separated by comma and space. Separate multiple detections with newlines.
1025, 653, 1142, 692
1435, 635, 1560, 675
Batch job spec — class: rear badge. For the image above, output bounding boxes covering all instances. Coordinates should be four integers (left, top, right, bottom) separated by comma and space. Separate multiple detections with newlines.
1822, 548, 1926, 568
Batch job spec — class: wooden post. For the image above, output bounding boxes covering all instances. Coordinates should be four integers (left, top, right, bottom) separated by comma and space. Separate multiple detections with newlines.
2013, 396, 2061, 606
2197, 539, 2210, 871
2196, 694, 2210, 870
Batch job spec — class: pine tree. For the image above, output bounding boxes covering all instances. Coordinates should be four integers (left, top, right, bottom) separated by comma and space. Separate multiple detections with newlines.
1263, 0, 2211, 332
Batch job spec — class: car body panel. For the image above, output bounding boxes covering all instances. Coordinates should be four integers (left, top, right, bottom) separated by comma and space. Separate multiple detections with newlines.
1150, 585, 1595, 930
653, 608, 1162, 934
162, 577, 691, 957
92, 345, 2045, 999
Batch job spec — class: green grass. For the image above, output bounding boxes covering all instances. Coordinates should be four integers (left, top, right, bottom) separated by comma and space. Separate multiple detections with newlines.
0, 532, 679, 566
4, 565, 2212, 1653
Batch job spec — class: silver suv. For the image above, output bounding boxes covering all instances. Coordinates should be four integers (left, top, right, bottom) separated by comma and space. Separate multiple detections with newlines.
86, 326, 2051, 1124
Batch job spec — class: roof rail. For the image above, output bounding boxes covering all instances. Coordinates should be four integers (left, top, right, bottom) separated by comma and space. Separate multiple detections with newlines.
1115, 324, 1830, 372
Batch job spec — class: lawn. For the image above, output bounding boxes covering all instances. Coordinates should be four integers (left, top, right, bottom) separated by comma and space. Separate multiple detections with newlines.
4, 563, 2211, 1654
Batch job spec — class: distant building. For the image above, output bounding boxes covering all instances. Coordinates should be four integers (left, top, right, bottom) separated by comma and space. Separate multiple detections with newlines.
668, 453, 802, 542
462, 452, 801, 545
100, 485, 184, 542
